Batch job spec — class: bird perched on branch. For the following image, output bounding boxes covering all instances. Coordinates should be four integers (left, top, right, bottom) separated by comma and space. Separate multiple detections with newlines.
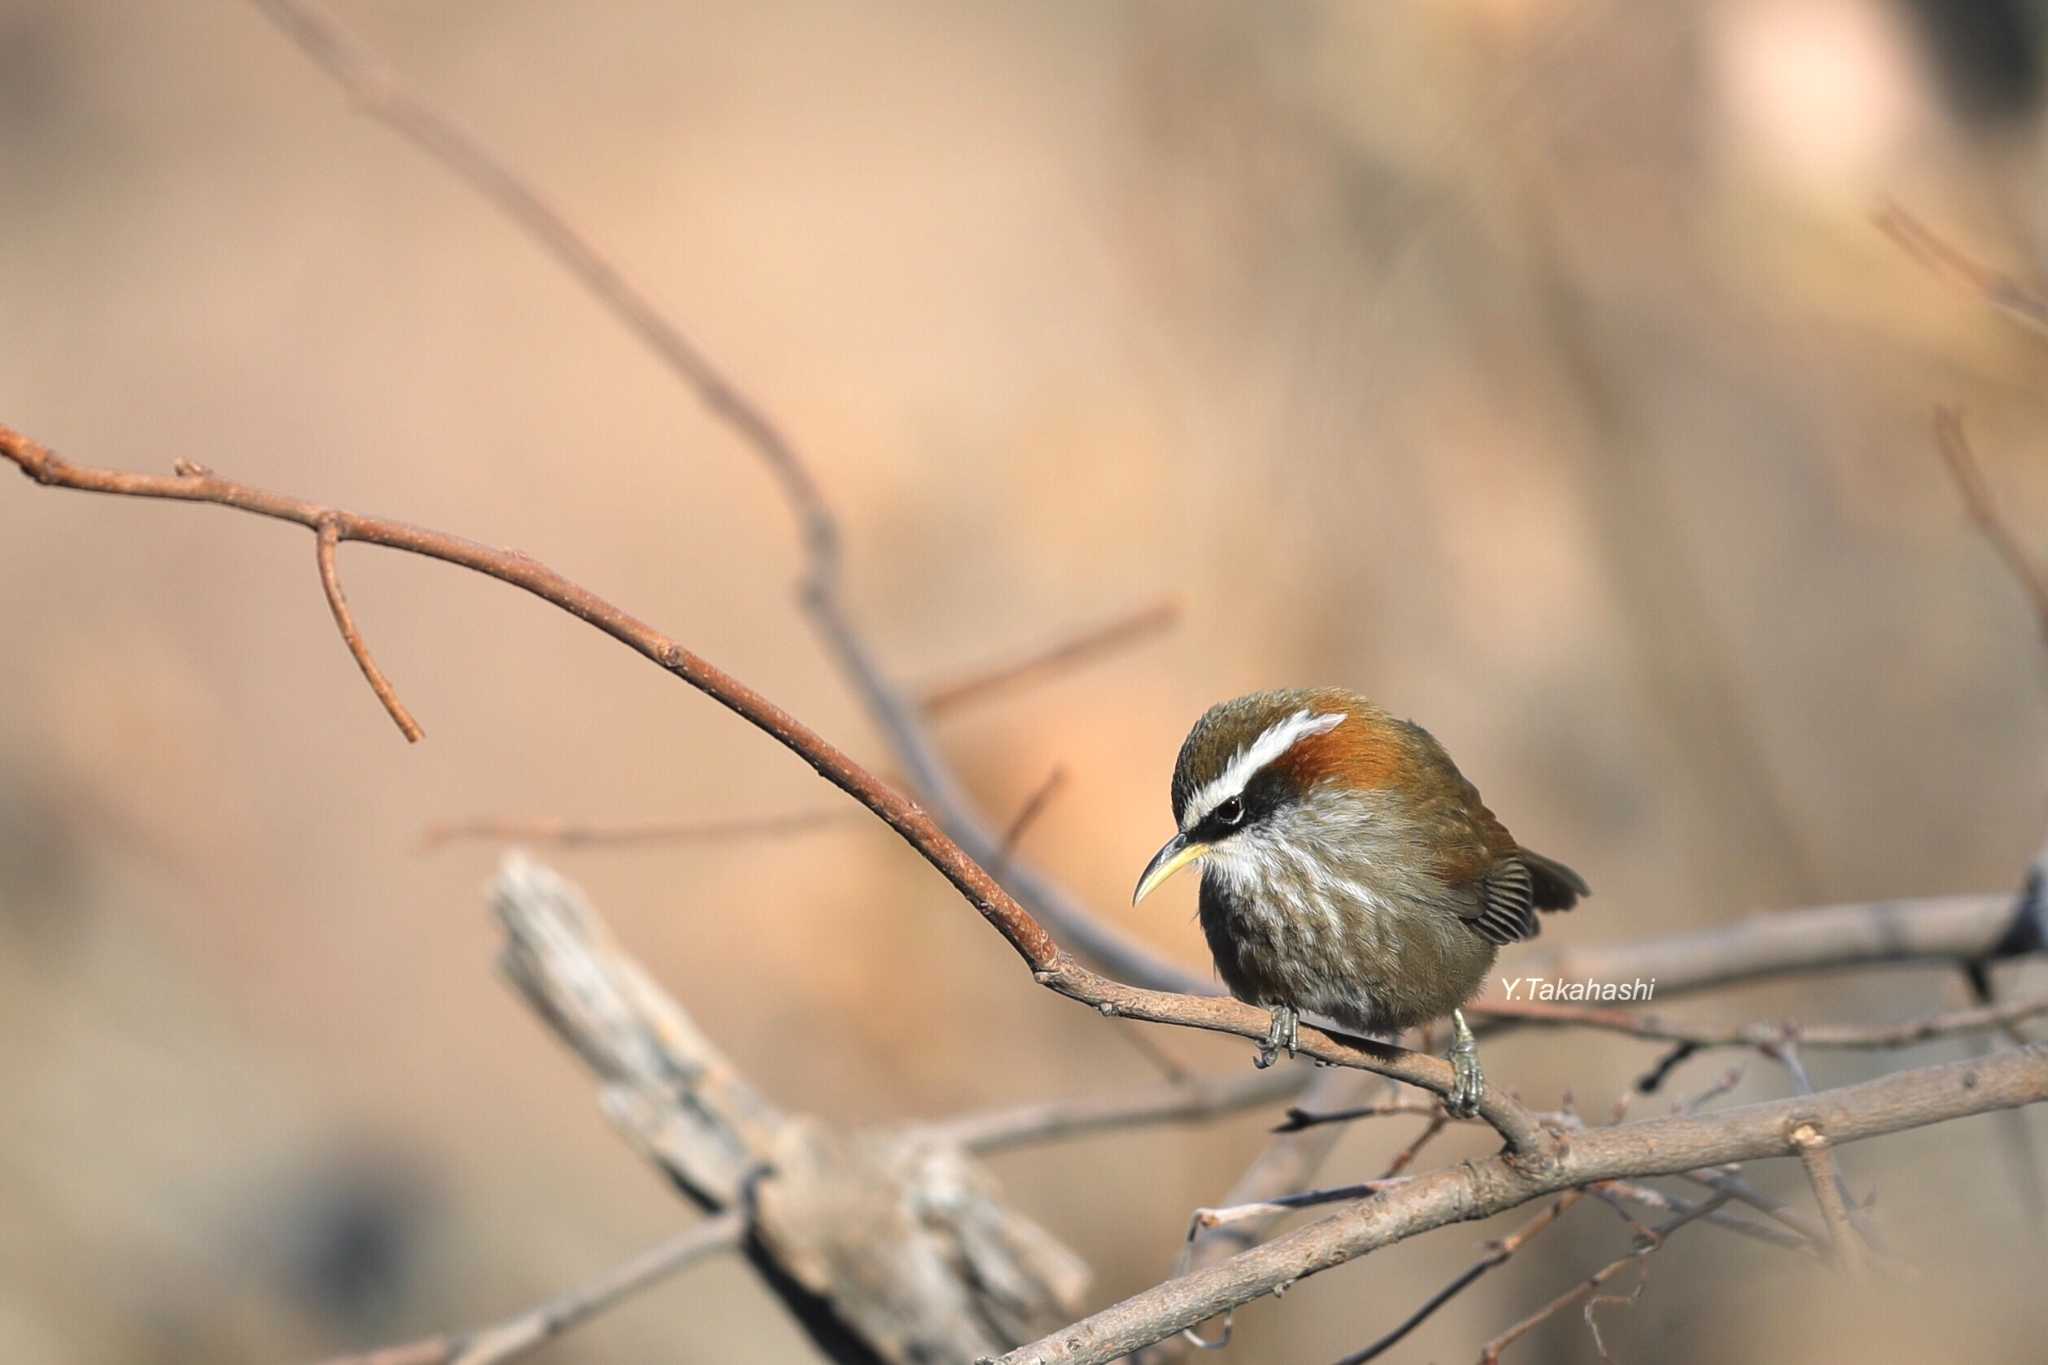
1133, 688, 1588, 1114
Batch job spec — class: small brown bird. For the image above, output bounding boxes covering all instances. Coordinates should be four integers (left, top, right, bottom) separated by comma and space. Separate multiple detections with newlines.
1133, 688, 1587, 1113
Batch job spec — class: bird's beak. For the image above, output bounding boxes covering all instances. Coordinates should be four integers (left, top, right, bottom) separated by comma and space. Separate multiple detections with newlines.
1133, 832, 1210, 905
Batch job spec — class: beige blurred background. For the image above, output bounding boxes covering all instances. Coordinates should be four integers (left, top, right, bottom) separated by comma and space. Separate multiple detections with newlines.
4, 1, 2048, 1360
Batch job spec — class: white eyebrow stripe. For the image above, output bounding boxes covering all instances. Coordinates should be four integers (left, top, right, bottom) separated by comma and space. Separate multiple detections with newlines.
1183, 708, 1347, 829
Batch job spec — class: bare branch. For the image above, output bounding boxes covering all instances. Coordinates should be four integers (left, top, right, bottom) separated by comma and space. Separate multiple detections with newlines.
1336, 1189, 1587, 1365
996, 765, 1068, 865
1594, 1181, 1813, 1253
419, 809, 858, 852
1679, 1167, 1829, 1250
1475, 1193, 1733, 1364
1933, 407, 2048, 644
932, 1068, 1304, 1156
1271, 1099, 1446, 1132
492, 856, 1089, 1360
0, 426, 1554, 1151
1790, 1124, 1868, 1278
1508, 890, 2038, 998
251, 0, 1199, 996
995, 1045, 2048, 1363
917, 597, 1181, 716
247, 0, 837, 571
318, 1213, 744, 1365
316, 518, 423, 741
1875, 200, 2048, 339
1473, 988, 2048, 1051
1189, 1179, 1413, 1233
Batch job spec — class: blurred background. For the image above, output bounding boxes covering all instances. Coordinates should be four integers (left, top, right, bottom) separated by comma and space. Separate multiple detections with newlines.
4, 1, 2048, 1360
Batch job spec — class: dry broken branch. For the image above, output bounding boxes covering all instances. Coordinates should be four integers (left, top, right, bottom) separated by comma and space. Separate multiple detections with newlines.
490, 856, 1088, 1361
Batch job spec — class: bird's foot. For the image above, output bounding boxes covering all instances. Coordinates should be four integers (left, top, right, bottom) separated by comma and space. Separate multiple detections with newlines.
1446, 1008, 1485, 1117
1255, 1005, 1300, 1069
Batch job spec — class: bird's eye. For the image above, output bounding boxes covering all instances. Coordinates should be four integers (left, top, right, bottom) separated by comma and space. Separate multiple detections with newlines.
1216, 796, 1245, 826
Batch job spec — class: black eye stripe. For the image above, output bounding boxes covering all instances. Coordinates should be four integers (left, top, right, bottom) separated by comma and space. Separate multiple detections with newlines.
1217, 796, 1244, 825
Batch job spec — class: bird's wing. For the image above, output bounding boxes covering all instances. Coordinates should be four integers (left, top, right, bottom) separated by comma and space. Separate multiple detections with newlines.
1398, 720, 1544, 945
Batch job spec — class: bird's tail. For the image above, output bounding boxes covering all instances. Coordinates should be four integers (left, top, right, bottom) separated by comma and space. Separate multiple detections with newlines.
1520, 850, 1589, 911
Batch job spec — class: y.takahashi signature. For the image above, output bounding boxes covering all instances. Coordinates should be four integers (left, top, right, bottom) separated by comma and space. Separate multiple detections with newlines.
1497, 976, 1656, 1003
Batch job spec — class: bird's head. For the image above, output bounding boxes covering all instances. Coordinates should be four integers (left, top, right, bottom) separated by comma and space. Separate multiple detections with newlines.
1133, 688, 1409, 905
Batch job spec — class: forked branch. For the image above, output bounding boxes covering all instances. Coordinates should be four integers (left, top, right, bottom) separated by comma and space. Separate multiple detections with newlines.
0, 423, 1547, 1151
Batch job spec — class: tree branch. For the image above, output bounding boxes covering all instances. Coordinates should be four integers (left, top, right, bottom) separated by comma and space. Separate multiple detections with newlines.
250, 0, 1202, 997
1932, 407, 2048, 645
993, 1044, 2048, 1364
317, 1213, 744, 1365
931, 1068, 1304, 1156
1474, 1192, 1734, 1364
1472, 988, 2048, 1051
917, 598, 1181, 716
1789, 1123, 1868, 1278
316, 517, 424, 741
0, 424, 1552, 1151
419, 809, 859, 852
1875, 200, 2048, 339
1504, 890, 2038, 999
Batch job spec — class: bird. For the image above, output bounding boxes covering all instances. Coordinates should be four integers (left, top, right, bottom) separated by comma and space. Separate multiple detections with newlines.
1132, 687, 1588, 1114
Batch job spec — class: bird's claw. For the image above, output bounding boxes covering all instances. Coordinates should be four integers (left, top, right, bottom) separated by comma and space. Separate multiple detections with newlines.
1446, 1008, 1484, 1118
1255, 1005, 1299, 1069
1448, 1048, 1485, 1117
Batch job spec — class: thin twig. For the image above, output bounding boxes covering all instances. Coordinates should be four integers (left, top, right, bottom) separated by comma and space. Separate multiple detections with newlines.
1475, 1193, 1734, 1364
996, 766, 1068, 865
918, 597, 1181, 716
1678, 1168, 1829, 1250
1271, 1100, 1447, 1132
315, 517, 423, 741
1474, 988, 2048, 1051
1790, 1124, 1868, 1278
252, 0, 1201, 997
1335, 1190, 1586, 1365
319, 1213, 744, 1365
419, 809, 859, 851
1933, 406, 2048, 644
995, 1046, 2048, 1364
1190, 1179, 1411, 1232
1874, 200, 2048, 339
0, 428, 1555, 1152
1378, 1112, 1452, 1179
932, 1067, 1305, 1155
1595, 1181, 1812, 1253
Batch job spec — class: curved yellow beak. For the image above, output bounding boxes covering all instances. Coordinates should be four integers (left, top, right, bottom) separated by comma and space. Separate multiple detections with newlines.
1133, 832, 1210, 905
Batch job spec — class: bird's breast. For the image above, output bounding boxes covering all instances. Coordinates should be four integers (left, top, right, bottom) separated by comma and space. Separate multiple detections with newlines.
1197, 846, 1494, 1035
